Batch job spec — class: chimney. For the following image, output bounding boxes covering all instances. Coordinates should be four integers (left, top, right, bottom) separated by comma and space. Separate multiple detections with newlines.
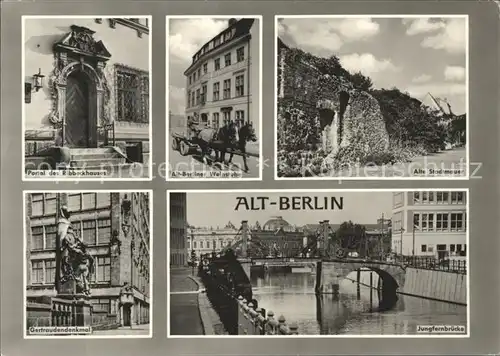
228, 18, 237, 27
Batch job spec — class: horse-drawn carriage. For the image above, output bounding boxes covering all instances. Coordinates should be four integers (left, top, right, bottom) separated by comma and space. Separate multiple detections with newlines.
171, 116, 258, 172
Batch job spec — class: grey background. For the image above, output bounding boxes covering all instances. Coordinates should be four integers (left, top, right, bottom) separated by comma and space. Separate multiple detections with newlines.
1, 0, 499, 355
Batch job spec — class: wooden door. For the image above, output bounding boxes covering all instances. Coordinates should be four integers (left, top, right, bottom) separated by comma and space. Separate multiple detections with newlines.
65, 72, 89, 147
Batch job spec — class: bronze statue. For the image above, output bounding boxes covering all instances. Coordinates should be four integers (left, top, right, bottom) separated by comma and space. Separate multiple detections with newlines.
58, 206, 95, 296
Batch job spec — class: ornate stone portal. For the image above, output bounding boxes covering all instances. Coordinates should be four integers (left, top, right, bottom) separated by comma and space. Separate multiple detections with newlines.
50, 25, 111, 147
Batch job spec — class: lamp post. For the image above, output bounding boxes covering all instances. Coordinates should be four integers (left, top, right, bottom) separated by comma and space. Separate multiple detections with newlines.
399, 228, 404, 262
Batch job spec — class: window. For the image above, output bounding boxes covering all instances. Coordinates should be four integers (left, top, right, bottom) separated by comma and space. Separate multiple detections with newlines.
428, 192, 434, 203
197, 68, 201, 79
31, 193, 57, 216
97, 193, 111, 208
213, 82, 220, 101
422, 192, 429, 203
82, 193, 96, 210
98, 219, 111, 244
200, 241, 204, 248
427, 214, 434, 231
436, 213, 449, 231
196, 89, 200, 105
421, 214, 429, 231
214, 37, 221, 47
223, 111, 231, 122
116, 66, 149, 123
31, 261, 43, 284
235, 110, 244, 128
193, 241, 197, 249
191, 92, 195, 107
203, 63, 207, 74
421, 245, 427, 252
451, 213, 464, 231
413, 192, 420, 203
427, 245, 434, 253
193, 72, 196, 82
189, 76, 192, 85
212, 240, 216, 249
223, 79, 231, 99
451, 192, 464, 204
413, 213, 420, 230
436, 192, 449, 204
450, 244, 456, 252
213, 113, 220, 129
31, 226, 44, 250
45, 225, 57, 249
235, 75, 244, 97
201, 85, 207, 104
224, 53, 231, 67
214, 58, 221, 71
219, 239, 224, 248
437, 244, 447, 251
93, 298, 110, 313
97, 256, 111, 282
45, 260, 56, 284
237, 47, 245, 62
82, 220, 97, 245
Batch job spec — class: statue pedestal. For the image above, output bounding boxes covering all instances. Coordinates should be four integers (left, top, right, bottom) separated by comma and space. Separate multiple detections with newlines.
57, 280, 93, 327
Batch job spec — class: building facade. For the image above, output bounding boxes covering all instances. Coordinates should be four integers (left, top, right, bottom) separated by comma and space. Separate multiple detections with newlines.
184, 18, 260, 136
24, 18, 150, 168
187, 222, 239, 259
391, 191, 467, 258
169, 192, 187, 266
25, 192, 151, 327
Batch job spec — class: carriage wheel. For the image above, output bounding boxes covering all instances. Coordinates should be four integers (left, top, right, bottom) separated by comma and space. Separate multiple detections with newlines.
335, 248, 347, 259
180, 141, 190, 156
172, 138, 179, 151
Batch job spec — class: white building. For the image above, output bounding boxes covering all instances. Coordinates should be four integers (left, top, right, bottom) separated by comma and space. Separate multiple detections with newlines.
391, 191, 467, 259
187, 222, 239, 259
184, 18, 260, 136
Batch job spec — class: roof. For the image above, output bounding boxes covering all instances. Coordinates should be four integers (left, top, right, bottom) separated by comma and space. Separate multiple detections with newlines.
262, 216, 291, 231
184, 18, 255, 75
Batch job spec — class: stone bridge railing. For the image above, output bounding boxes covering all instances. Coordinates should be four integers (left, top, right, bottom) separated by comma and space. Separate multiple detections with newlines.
236, 296, 298, 335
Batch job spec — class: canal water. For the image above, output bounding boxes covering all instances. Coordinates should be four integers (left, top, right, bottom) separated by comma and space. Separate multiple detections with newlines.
250, 270, 467, 335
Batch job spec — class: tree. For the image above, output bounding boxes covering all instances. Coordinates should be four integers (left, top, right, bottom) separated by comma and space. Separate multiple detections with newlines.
332, 221, 367, 253
350, 71, 373, 91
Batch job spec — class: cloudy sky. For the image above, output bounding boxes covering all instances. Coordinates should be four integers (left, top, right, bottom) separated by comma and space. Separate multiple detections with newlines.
168, 18, 230, 115
278, 16, 467, 114
185, 191, 392, 228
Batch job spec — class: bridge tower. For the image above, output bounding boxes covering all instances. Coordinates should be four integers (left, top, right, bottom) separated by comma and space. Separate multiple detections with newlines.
238, 220, 251, 280
318, 220, 329, 257
241, 220, 249, 258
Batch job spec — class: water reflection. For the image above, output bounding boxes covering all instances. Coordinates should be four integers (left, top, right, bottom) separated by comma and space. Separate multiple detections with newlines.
251, 270, 467, 335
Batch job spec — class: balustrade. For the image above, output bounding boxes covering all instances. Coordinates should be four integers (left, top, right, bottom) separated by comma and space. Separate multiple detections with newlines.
236, 295, 299, 335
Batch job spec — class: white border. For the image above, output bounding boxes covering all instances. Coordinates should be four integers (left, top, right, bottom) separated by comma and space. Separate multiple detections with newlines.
167, 188, 470, 338
274, 15, 470, 181
21, 16, 153, 182
165, 15, 263, 182
23, 189, 154, 339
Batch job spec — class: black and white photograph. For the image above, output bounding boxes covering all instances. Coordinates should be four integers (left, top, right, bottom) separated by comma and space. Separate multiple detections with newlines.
276, 16, 468, 179
23, 16, 152, 180
168, 189, 468, 336
167, 16, 262, 180
24, 191, 152, 338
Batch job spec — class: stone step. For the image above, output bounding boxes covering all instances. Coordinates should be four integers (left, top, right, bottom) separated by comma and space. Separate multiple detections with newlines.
70, 157, 126, 168
70, 153, 122, 160
69, 147, 116, 155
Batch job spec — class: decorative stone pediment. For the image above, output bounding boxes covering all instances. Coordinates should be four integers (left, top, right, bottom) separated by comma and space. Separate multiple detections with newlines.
54, 25, 111, 61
